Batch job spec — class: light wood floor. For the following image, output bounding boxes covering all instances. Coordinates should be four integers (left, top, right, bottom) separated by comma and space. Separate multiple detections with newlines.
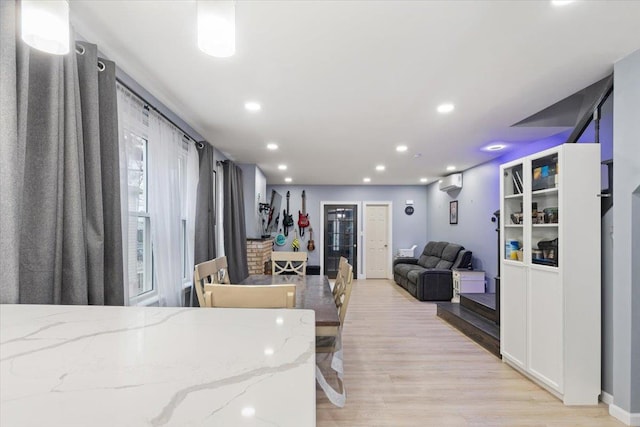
316, 279, 621, 427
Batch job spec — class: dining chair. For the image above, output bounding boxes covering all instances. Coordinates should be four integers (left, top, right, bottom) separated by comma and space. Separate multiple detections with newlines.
213, 256, 231, 284
209, 284, 296, 308
271, 251, 307, 276
193, 259, 220, 307
315, 261, 353, 408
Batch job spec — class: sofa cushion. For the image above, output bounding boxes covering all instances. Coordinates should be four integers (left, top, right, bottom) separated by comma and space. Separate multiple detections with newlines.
435, 259, 453, 269
418, 256, 441, 268
394, 263, 424, 277
431, 241, 448, 257
441, 243, 463, 262
422, 241, 439, 256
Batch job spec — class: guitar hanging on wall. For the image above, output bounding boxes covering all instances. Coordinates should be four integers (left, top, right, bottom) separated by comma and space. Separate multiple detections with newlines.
307, 227, 315, 251
298, 190, 310, 237
283, 191, 294, 237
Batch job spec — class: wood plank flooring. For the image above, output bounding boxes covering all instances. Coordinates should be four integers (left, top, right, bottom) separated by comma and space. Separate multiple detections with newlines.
316, 279, 621, 426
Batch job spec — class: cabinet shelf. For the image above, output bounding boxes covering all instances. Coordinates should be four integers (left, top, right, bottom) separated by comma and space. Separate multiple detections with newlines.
504, 193, 524, 199
505, 224, 523, 228
532, 224, 558, 228
532, 187, 558, 196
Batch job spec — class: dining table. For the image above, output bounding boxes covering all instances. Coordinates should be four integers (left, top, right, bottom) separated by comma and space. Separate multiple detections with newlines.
239, 274, 340, 336
0, 304, 316, 426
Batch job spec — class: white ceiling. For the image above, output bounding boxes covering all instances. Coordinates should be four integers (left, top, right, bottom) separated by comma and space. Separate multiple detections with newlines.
70, 0, 640, 185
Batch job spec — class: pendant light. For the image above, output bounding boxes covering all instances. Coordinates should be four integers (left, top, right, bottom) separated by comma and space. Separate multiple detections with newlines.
197, 0, 236, 58
21, 0, 70, 55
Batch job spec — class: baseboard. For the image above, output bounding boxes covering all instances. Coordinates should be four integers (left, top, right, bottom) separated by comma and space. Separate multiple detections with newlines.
600, 391, 614, 405
609, 403, 640, 426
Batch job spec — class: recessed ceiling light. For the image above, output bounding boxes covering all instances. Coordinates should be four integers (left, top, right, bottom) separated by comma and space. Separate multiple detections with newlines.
284, 177, 292, 183
396, 145, 408, 153
266, 143, 278, 150
244, 101, 261, 112
551, 0, 574, 6
446, 165, 456, 171
363, 177, 371, 183
420, 178, 428, 183
264, 347, 274, 356
484, 143, 506, 151
376, 165, 385, 172
278, 164, 287, 170
437, 103, 455, 114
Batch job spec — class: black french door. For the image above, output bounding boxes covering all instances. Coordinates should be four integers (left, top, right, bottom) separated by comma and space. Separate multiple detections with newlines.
323, 204, 357, 279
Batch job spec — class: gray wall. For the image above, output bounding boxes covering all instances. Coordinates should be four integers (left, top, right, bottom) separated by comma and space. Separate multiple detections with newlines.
267, 185, 428, 275
612, 48, 640, 415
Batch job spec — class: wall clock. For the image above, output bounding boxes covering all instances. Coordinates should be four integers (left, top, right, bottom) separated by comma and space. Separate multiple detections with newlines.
405, 206, 414, 216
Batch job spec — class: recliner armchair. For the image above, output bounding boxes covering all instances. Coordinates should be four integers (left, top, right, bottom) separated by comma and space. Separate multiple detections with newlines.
393, 241, 472, 301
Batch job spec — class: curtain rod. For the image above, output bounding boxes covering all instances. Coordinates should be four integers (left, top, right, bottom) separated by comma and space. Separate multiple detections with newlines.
114, 76, 205, 150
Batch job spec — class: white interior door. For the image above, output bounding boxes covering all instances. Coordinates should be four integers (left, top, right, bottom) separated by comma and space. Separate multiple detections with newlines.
365, 204, 389, 278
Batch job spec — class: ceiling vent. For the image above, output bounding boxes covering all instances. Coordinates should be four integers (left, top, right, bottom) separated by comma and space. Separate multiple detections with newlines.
439, 173, 463, 192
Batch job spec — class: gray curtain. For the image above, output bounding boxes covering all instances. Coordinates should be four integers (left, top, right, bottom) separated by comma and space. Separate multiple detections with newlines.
0, 1, 123, 305
223, 161, 249, 283
194, 143, 216, 265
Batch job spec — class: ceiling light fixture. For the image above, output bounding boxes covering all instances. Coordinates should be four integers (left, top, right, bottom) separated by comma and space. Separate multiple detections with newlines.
551, 0, 574, 6
197, 0, 235, 58
241, 407, 255, 418
376, 165, 385, 171
21, 0, 70, 55
278, 164, 287, 170
244, 101, 261, 112
420, 178, 428, 183
363, 177, 371, 183
446, 165, 456, 171
484, 143, 506, 151
396, 145, 408, 153
437, 103, 455, 114
266, 143, 278, 150
284, 177, 292, 183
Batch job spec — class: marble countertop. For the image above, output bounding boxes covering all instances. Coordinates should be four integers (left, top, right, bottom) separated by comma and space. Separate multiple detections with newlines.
0, 304, 316, 426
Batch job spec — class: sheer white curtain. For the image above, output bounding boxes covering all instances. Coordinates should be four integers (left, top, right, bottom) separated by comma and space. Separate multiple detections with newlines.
148, 112, 184, 307
117, 83, 199, 307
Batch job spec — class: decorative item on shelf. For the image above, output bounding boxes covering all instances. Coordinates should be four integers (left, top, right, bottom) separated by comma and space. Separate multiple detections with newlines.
543, 207, 558, 223
506, 239, 520, 260
510, 212, 523, 224
532, 158, 558, 191
535, 238, 558, 267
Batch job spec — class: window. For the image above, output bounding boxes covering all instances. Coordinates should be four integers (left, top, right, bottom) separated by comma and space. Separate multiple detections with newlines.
118, 83, 198, 306
125, 129, 153, 301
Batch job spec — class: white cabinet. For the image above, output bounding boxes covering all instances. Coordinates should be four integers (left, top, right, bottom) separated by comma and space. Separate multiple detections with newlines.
499, 144, 601, 405
451, 269, 485, 302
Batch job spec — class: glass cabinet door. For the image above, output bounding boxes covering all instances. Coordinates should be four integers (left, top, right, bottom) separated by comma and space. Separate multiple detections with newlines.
530, 153, 559, 267
503, 163, 524, 262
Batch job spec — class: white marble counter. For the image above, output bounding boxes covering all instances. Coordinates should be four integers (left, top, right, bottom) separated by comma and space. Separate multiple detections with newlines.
0, 304, 316, 426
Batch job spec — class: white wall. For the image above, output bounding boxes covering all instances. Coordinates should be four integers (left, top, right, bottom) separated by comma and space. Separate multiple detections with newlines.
612, 48, 640, 419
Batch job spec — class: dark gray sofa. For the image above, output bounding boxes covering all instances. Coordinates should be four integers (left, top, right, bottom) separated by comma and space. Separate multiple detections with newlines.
393, 241, 472, 301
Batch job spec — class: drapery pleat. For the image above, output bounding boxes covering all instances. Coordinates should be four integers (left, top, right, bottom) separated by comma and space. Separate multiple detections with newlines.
0, 1, 123, 305
223, 161, 249, 283
0, 0, 22, 303
194, 143, 216, 265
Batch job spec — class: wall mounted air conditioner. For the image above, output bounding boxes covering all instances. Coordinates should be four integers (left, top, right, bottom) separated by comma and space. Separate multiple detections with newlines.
439, 173, 463, 192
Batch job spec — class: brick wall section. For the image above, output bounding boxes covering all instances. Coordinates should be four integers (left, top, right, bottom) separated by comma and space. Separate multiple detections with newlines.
246, 239, 274, 275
